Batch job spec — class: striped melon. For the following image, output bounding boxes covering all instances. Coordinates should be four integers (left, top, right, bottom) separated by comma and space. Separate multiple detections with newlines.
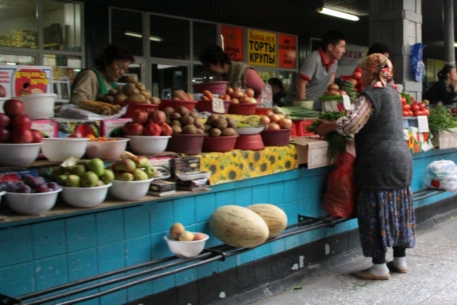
209, 205, 269, 248
246, 204, 288, 238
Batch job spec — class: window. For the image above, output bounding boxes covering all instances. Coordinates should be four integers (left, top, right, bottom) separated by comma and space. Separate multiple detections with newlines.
193, 21, 217, 60
110, 9, 143, 56
0, 0, 38, 49
152, 63, 188, 99
150, 15, 190, 59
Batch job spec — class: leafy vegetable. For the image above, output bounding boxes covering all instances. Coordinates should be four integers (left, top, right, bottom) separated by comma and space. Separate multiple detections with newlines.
401, 92, 413, 105
273, 106, 319, 120
428, 105, 457, 135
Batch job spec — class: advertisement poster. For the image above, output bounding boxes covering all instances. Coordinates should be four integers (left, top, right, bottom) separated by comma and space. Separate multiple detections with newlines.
0, 65, 53, 98
336, 44, 367, 77
221, 25, 244, 62
247, 29, 276, 67
278, 34, 297, 69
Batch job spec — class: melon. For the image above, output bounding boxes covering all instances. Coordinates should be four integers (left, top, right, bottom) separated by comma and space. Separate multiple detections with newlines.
209, 205, 269, 248
246, 204, 288, 238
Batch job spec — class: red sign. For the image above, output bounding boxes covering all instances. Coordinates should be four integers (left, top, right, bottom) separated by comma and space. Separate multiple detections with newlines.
221, 25, 243, 62
14, 68, 49, 96
278, 34, 297, 69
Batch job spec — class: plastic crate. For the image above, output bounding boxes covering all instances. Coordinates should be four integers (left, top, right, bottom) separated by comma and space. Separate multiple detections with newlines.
290, 119, 315, 137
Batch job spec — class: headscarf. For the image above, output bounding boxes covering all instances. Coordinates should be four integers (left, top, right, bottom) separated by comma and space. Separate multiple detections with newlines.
361, 53, 394, 88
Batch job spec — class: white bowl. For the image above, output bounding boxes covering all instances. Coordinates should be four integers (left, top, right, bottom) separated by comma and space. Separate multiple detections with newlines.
61, 183, 111, 208
5, 189, 61, 215
126, 135, 171, 155
110, 178, 154, 201
0, 191, 5, 204
237, 125, 266, 135
41, 138, 89, 161
0, 143, 41, 167
164, 233, 209, 258
85, 138, 130, 160
13, 93, 57, 119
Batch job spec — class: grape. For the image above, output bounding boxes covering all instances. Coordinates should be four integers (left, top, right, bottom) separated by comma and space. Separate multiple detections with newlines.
23, 176, 45, 188
47, 182, 60, 191
21, 174, 35, 184
5, 181, 20, 192
16, 184, 32, 193
35, 184, 50, 193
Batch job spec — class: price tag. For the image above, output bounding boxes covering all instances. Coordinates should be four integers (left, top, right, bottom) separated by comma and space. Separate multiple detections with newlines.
342, 95, 353, 111
212, 98, 225, 113
417, 115, 429, 132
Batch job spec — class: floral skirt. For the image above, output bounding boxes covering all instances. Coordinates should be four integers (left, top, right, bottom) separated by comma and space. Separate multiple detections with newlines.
357, 188, 416, 258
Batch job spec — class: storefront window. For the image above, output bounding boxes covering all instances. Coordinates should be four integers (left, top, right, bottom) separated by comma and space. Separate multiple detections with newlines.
193, 21, 217, 60
0, 0, 38, 49
0, 54, 36, 65
192, 63, 212, 86
42, 0, 82, 51
151, 63, 188, 99
44, 54, 81, 101
150, 15, 190, 60
110, 9, 143, 56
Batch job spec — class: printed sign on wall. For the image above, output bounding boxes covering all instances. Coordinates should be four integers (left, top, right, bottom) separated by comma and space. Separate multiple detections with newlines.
0, 65, 53, 98
247, 29, 276, 67
221, 25, 244, 62
278, 34, 297, 69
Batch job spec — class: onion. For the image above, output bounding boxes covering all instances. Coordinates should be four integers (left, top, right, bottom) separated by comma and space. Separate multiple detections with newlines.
259, 115, 270, 126
278, 117, 293, 129
226, 87, 234, 95
240, 96, 251, 103
231, 98, 239, 104
231, 91, 244, 99
325, 90, 341, 96
265, 110, 273, 117
339, 90, 347, 95
245, 88, 255, 97
269, 114, 281, 123
327, 83, 339, 91
267, 122, 281, 130
249, 97, 257, 104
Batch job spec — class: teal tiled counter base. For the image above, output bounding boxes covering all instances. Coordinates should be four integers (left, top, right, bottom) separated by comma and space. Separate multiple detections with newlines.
1, 149, 456, 304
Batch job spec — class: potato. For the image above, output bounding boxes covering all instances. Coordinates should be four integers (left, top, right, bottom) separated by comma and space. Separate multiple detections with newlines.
221, 127, 237, 136
171, 120, 181, 126
123, 83, 137, 96
171, 125, 182, 134
204, 124, 212, 132
227, 117, 237, 129
126, 94, 147, 103
114, 94, 128, 104
139, 89, 151, 99
194, 121, 205, 130
180, 115, 194, 126
170, 112, 181, 120
104, 95, 115, 104
124, 75, 138, 83
196, 128, 205, 134
95, 93, 105, 101
177, 106, 190, 116
182, 125, 198, 134
151, 96, 161, 104
210, 128, 222, 137
213, 118, 228, 129
206, 114, 219, 126
136, 82, 146, 90
163, 107, 175, 116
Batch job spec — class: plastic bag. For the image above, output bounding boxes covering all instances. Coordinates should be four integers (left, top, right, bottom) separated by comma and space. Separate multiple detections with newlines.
423, 160, 457, 192
411, 43, 425, 82
323, 152, 357, 218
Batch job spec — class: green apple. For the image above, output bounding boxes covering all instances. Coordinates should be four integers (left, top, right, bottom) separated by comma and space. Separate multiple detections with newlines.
97, 180, 105, 186
133, 168, 149, 181
57, 174, 68, 186
66, 174, 81, 187
134, 156, 149, 168
80, 171, 99, 187
100, 169, 114, 184
113, 159, 136, 173
70, 164, 86, 176
115, 172, 134, 181
86, 158, 105, 177
144, 165, 157, 178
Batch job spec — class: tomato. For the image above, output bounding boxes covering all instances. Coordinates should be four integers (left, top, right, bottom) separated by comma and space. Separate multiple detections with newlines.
419, 103, 425, 110
408, 110, 413, 116
401, 97, 407, 105
411, 104, 420, 112
402, 110, 409, 117
352, 71, 362, 80
421, 108, 430, 116
403, 104, 411, 111
414, 110, 423, 116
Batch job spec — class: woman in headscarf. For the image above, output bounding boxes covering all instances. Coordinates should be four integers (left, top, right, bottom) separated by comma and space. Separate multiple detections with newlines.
317, 54, 415, 281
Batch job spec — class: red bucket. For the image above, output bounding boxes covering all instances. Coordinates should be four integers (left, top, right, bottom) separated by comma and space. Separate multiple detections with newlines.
260, 129, 291, 146
122, 103, 158, 118
195, 100, 231, 113
166, 134, 205, 155
227, 103, 257, 115
158, 100, 197, 112
234, 134, 265, 151
202, 135, 239, 152
255, 107, 272, 115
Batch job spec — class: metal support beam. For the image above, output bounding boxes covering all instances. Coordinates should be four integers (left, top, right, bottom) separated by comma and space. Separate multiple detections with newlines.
443, 0, 455, 66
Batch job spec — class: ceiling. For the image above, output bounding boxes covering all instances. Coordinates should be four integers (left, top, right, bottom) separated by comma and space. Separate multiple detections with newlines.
76, 0, 456, 60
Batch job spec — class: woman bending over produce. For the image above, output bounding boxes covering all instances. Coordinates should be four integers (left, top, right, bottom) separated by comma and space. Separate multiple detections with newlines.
70, 44, 135, 106
317, 54, 415, 281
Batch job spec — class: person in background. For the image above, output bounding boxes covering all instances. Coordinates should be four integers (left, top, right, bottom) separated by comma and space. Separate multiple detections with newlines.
199, 45, 264, 102
70, 44, 134, 106
423, 65, 457, 106
268, 78, 286, 107
352, 42, 390, 75
317, 54, 415, 281
284, 30, 346, 110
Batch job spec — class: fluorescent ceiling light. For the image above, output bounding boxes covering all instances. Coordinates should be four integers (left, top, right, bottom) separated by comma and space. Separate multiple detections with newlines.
124, 31, 162, 42
317, 7, 359, 21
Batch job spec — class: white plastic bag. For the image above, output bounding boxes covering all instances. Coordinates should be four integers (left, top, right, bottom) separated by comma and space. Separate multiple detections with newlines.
423, 160, 457, 192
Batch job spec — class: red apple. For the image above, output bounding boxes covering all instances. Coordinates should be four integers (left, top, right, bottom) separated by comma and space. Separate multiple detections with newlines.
131, 110, 148, 125
122, 122, 143, 136
10, 127, 33, 143
0, 113, 10, 128
0, 128, 9, 143
142, 123, 162, 136
3, 99, 24, 117
31, 129, 43, 143
10, 113, 32, 129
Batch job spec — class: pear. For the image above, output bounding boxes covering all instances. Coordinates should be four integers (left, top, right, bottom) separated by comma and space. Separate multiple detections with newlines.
100, 169, 114, 184
144, 165, 157, 178
169, 223, 185, 240
70, 164, 86, 176
115, 172, 134, 181
80, 171, 99, 187
133, 168, 149, 181
113, 159, 136, 173
86, 158, 105, 177
56, 174, 68, 186
66, 174, 81, 187
97, 180, 105, 186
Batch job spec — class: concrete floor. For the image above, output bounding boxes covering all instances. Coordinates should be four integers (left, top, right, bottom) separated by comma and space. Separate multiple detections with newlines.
243, 213, 457, 305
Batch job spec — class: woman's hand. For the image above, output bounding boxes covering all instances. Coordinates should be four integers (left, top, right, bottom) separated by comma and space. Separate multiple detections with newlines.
316, 119, 337, 138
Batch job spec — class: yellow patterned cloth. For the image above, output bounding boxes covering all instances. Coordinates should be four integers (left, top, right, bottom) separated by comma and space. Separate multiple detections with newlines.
196, 144, 298, 185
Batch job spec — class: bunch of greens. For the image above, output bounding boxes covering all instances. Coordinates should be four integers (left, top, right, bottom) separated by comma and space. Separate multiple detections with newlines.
306, 112, 349, 162
274, 106, 319, 120
428, 105, 457, 135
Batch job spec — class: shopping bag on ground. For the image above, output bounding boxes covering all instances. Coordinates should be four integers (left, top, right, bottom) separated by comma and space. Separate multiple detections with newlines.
323, 152, 357, 218
423, 160, 457, 192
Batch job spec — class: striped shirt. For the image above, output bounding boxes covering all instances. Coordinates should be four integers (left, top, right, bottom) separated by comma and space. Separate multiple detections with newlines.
336, 95, 373, 135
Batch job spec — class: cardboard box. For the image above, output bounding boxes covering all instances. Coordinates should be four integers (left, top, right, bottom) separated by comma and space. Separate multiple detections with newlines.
171, 157, 200, 176
31, 120, 57, 138
101, 118, 131, 137
433, 128, 457, 150
149, 180, 176, 196
0, 65, 53, 98
52, 118, 101, 138
290, 137, 331, 169
403, 127, 434, 153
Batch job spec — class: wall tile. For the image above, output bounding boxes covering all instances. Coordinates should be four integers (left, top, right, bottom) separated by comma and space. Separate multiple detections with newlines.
237, 251, 255, 266
66, 214, 96, 252
32, 220, 66, 260
253, 243, 271, 260
195, 193, 216, 223
150, 232, 171, 260
149, 201, 174, 233
215, 190, 235, 208
174, 197, 195, 225
252, 184, 270, 203
68, 248, 97, 281
175, 268, 197, 286
152, 274, 176, 294
99, 278, 126, 305
34, 255, 68, 291
97, 241, 125, 273
0, 225, 32, 268
125, 236, 151, 266
96, 210, 124, 245
268, 182, 284, 205
284, 179, 299, 203
124, 206, 150, 239
0, 262, 34, 296
234, 187, 252, 206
